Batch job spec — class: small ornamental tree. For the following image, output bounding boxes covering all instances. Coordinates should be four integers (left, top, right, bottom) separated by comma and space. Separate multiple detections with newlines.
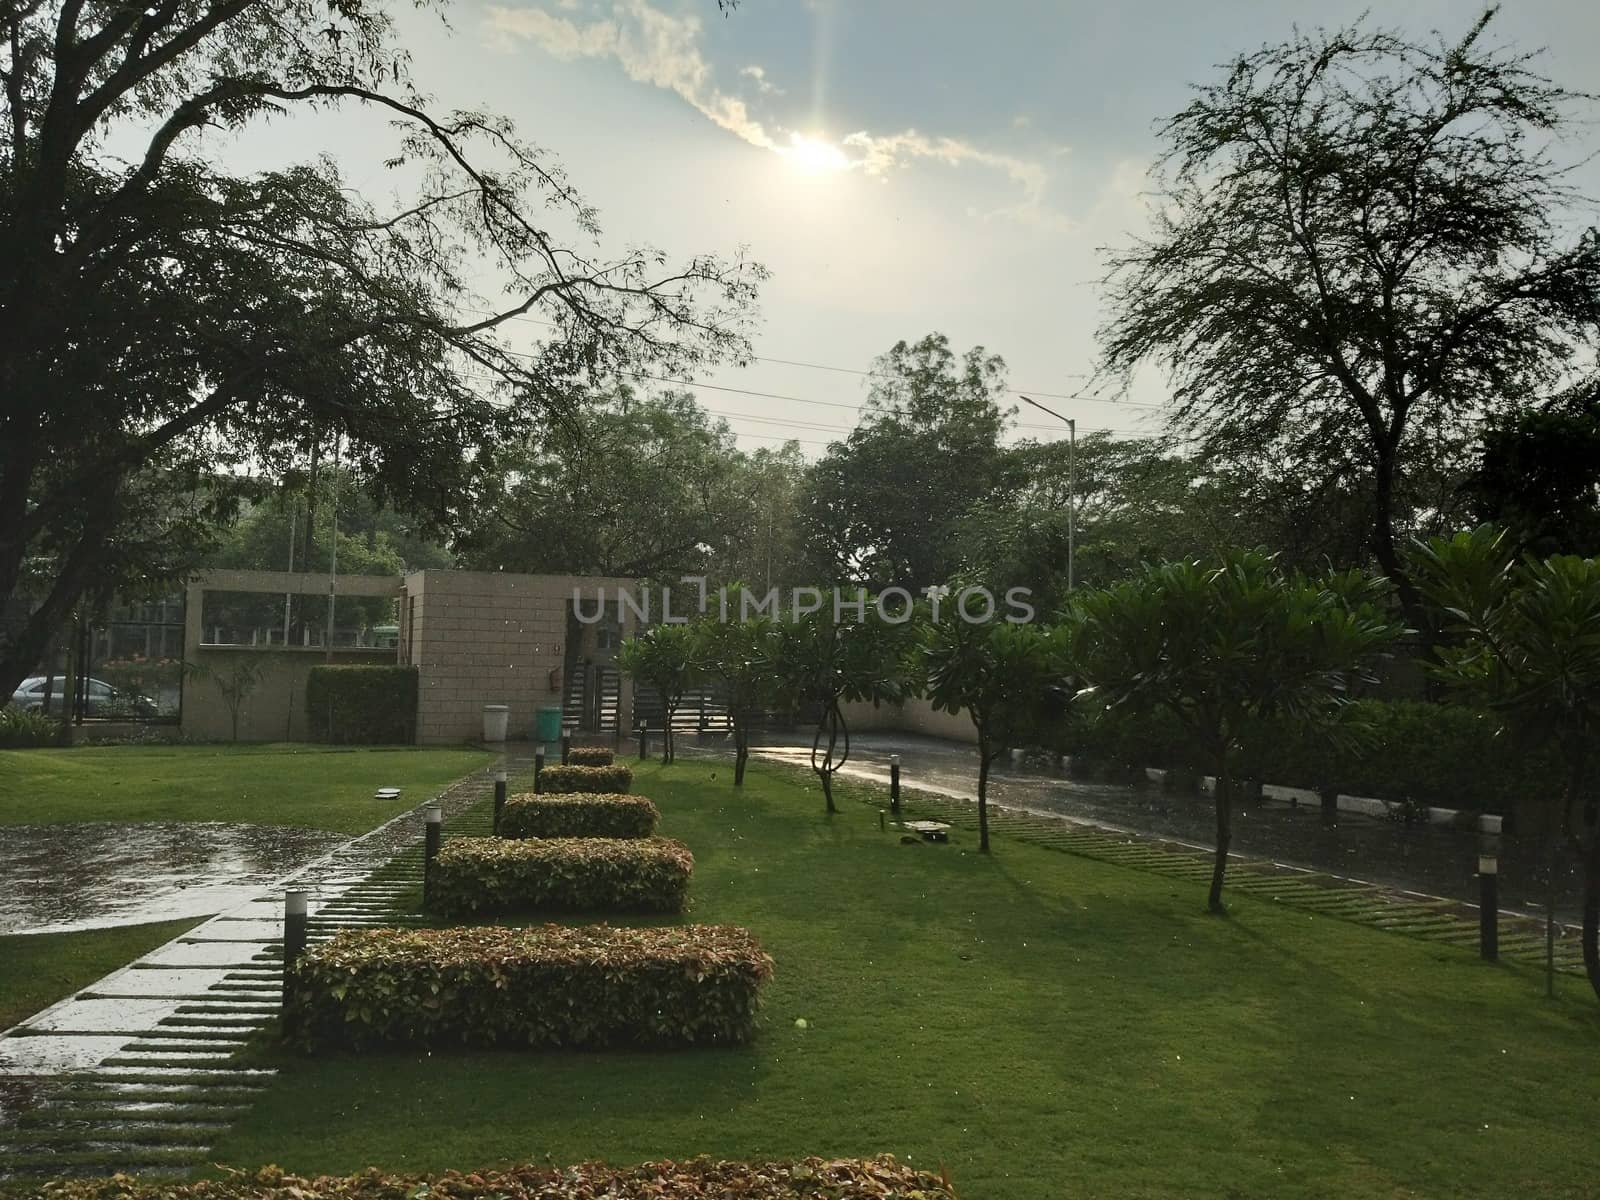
616, 623, 701, 765
694, 610, 779, 786
1411, 526, 1600, 1003
773, 599, 915, 814
1073, 552, 1401, 912
918, 611, 1074, 853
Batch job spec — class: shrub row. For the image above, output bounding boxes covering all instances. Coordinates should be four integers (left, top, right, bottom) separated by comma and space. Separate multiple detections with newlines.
540, 762, 633, 794
567, 746, 615, 766
286, 924, 772, 1050
428, 836, 692, 916
305, 665, 418, 745
499, 792, 659, 839
0, 706, 65, 748
27, 1157, 947, 1199
1065, 699, 1559, 814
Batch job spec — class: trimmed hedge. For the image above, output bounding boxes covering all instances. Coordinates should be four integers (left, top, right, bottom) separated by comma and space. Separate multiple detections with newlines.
429, 836, 692, 915
568, 746, 615, 766
286, 924, 771, 1049
499, 792, 659, 839
25, 1157, 950, 1199
1066, 699, 1559, 815
306, 665, 418, 745
540, 762, 633, 794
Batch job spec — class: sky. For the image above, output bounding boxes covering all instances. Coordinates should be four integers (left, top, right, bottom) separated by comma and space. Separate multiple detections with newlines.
210, 0, 1600, 457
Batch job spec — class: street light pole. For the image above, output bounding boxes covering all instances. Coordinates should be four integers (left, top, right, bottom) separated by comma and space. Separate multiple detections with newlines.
1018, 395, 1076, 591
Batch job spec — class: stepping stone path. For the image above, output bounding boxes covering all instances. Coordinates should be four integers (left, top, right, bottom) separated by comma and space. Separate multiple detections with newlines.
0, 756, 527, 1181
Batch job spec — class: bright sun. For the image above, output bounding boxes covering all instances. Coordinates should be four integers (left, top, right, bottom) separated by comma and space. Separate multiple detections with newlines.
783, 133, 850, 174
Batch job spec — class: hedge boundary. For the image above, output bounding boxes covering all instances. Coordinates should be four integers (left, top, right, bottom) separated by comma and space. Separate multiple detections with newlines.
286, 924, 771, 1050
305, 665, 418, 745
568, 746, 615, 766
25, 1157, 948, 1198
540, 762, 633, 794
499, 792, 659, 839
428, 836, 692, 915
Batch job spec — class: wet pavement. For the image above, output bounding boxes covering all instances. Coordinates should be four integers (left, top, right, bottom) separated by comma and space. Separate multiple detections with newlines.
0, 824, 346, 935
687, 730, 1584, 924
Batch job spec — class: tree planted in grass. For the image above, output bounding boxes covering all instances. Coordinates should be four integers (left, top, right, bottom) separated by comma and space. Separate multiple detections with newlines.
1411, 526, 1600, 1003
616, 624, 701, 765
1073, 552, 1400, 912
694, 611, 780, 786
773, 602, 914, 814
918, 612, 1073, 853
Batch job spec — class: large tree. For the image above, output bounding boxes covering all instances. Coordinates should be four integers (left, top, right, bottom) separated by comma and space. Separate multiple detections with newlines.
1099, 10, 1600, 627
800, 334, 1017, 590
0, 0, 763, 696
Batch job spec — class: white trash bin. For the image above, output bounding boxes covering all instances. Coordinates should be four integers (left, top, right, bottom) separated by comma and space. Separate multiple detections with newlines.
482, 704, 510, 743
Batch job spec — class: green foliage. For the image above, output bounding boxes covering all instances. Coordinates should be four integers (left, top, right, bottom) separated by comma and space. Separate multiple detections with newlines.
540, 763, 634, 794
499, 793, 659, 839
305, 666, 418, 745
1073, 551, 1403, 908
567, 746, 615, 766
799, 334, 1017, 589
1098, 10, 1600, 616
918, 614, 1074, 851
616, 624, 702, 763
0, 706, 64, 748
1070, 699, 1548, 813
286, 924, 771, 1050
693, 612, 780, 784
428, 836, 693, 916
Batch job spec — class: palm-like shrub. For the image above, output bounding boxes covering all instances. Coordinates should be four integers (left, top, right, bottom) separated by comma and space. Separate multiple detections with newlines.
1412, 525, 1600, 1002
1073, 551, 1401, 912
616, 623, 701, 765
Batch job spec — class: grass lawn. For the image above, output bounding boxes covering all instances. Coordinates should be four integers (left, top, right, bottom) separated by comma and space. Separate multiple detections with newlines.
0, 744, 490, 832
0, 919, 201, 1031
210, 758, 1600, 1199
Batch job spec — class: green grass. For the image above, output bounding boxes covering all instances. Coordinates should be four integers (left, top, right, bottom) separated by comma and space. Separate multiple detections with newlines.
0, 919, 201, 1030
0, 744, 490, 831
210, 759, 1600, 1199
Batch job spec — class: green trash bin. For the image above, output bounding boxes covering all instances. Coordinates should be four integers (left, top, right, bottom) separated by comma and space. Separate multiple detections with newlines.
536, 705, 564, 743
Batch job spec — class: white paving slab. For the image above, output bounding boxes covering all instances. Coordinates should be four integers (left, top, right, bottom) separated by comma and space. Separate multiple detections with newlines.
21, 999, 181, 1034
141, 941, 272, 968
0, 1035, 131, 1075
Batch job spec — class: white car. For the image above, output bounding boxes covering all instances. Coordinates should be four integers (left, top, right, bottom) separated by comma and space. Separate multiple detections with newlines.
9, 676, 158, 718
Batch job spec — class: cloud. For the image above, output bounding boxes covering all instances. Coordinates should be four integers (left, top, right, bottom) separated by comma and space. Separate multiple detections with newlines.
739, 64, 782, 95
485, 0, 1070, 229
485, 0, 780, 150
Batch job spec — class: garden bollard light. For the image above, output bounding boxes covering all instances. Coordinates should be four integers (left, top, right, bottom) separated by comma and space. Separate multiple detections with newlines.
889, 754, 901, 814
561, 728, 573, 765
639, 723, 649, 761
534, 744, 546, 793
422, 803, 442, 907
879, 809, 887, 832
1479, 814, 1503, 963
492, 767, 507, 834
281, 888, 310, 1031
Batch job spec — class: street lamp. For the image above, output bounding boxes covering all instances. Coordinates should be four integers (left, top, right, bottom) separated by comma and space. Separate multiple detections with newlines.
1018, 395, 1075, 592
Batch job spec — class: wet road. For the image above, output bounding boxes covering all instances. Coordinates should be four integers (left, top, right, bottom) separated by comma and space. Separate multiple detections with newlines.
690, 730, 1582, 922
0, 822, 345, 934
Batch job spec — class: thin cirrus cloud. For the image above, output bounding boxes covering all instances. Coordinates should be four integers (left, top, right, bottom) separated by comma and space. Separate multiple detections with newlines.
482, 0, 1071, 230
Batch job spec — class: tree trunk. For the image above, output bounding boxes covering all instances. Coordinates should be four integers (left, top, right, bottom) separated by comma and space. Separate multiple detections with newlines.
1583, 834, 1600, 1004
1370, 448, 1428, 635
1208, 753, 1234, 914
734, 720, 749, 786
820, 767, 836, 813
977, 750, 992, 854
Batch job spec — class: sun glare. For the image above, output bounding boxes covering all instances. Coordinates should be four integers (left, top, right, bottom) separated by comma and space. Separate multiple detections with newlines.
783, 132, 850, 174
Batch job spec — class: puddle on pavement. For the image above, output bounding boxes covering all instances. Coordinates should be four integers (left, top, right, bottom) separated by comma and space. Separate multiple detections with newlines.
0, 822, 345, 935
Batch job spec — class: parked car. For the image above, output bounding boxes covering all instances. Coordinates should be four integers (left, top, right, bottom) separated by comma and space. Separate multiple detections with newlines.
9, 676, 159, 718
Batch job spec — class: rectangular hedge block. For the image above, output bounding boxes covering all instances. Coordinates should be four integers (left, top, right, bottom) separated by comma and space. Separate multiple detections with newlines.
306, 665, 418, 745
35, 1157, 950, 1199
499, 792, 659, 839
287, 923, 773, 1049
541, 763, 633, 794
568, 746, 615, 766
429, 836, 691, 915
